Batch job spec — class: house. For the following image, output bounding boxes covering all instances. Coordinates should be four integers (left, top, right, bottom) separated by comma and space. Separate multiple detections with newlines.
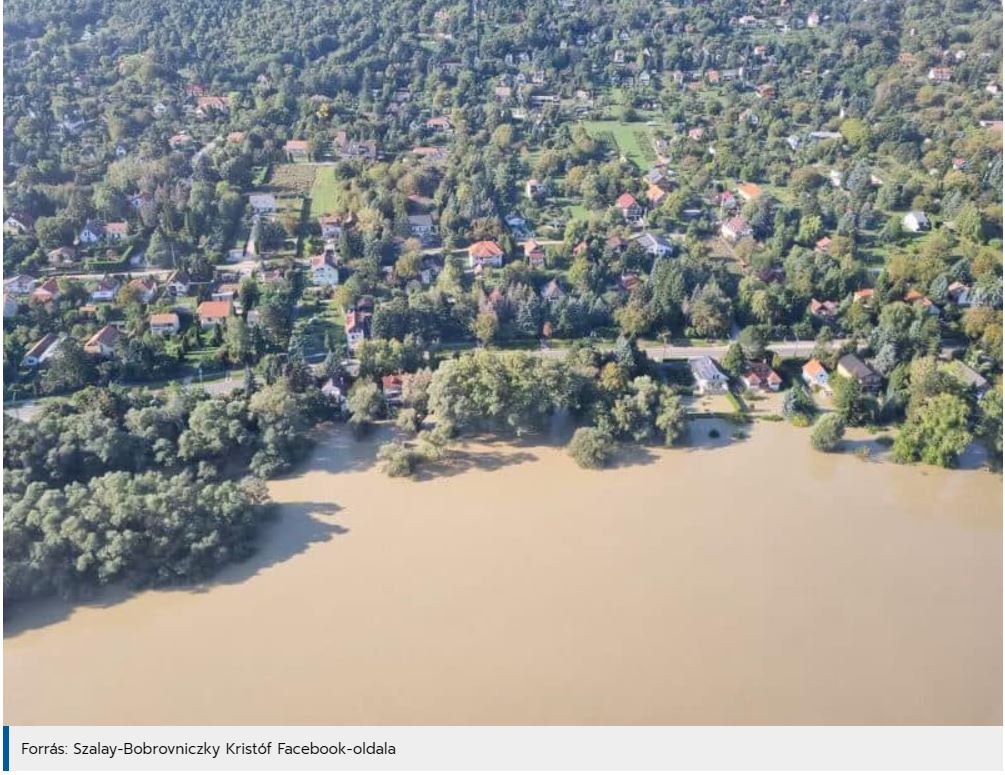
836, 354, 882, 391
381, 374, 404, 402
344, 308, 371, 349
928, 67, 952, 83
504, 213, 529, 235
212, 283, 240, 301
904, 289, 940, 316
78, 220, 105, 244
632, 232, 673, 258
84, 325, 123, 357
197, 300, 233, 328
902, 211, 929, 232
525, 179, 547, 198
407, 214, 436, 240
646, 183, 670, 206
946, 361, 989, 397
168, 132, 193, 149
540, 279, 565, 305
318, 213, 354, 239
620, 273, 641, 293
425, 116, 453, 134
129, 277, 158, 303
309, 253, 340, 286
22, 333, 64, 367
411, 145, 448, 161
31, 278, 61, 303
809, 298, 839, 319
687, 127, 705, 141
165, 269, 192, 296
802, 359, 830, 392
105, 222, 129, 242
333, 130, 379, 161
523, 239, 546, 267
755, 84, 776, 99
742, 362, 782, 392
47, 246, 77, 266
4, 293, 18, 318
952, 157, 968, 172
227, 131, 246, 145
947, 281, 972, 307
468, 240, 505, 268
806, 10, 820, 27
4, 274, 37, 295
690, 356, 729, 394
284, 139, 310, 160
149, 312, 181, 335
736, 182, 763, 201
249, 194, 278, 214
3, 212, 35, 234
90, 277, 120, 302
615, 192, 642, 221
852, 288, 875, 306
720, 216, 752, 242
815, 237, 832, 254
195, 95, 231, 117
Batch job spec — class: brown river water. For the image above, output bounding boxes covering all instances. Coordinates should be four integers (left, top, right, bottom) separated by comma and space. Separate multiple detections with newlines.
4, 419, 1002, 725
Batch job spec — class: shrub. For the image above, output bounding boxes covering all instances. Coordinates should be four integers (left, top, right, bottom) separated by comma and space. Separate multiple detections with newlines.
567, 426, 615, 469
810, 414, 845, 452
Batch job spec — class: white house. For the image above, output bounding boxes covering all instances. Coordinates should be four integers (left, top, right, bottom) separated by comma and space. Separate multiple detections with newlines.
22, 333, 64, 367
690, 356, 729, 394
90, 277, 120, 302
249, 194, 278, 215
149, 312, 181, 335
632, 232, 674, 258
309, 254, 340, 287
802, 359, 830, 392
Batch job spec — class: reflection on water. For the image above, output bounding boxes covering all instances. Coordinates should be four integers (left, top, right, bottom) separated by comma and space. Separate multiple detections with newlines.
4, 420, 1002, 725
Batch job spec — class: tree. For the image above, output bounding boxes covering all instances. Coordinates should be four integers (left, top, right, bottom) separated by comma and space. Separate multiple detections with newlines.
347, 380, 385, 433
721, 342, 745, 376
567, 426, 615, 469
810, 414, 845, 452
472, 310, 499, 346
892, 393, 973, 468
830, 373, 868, 426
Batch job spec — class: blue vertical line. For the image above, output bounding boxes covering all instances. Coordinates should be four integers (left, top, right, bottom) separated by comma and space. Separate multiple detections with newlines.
3, 725, 9, 771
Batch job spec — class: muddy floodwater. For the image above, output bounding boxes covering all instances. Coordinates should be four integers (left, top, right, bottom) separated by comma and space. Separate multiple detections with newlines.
4, 419, 1002, 725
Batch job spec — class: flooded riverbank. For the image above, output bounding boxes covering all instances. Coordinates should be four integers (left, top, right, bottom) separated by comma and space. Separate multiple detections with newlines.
4, 419, 1001, 724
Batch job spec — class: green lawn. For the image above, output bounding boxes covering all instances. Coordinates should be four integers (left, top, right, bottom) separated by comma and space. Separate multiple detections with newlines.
309, 166, 341, 217
581, 120, 655, 169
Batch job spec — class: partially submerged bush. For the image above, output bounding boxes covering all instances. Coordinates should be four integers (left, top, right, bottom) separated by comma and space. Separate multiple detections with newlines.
567, 426, 615, 469
810, 414, 845, 452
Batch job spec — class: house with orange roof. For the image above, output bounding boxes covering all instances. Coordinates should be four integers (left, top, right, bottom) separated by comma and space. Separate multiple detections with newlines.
197, 299, 233, 328
736, 182, 764, 201
149, 312, 181, 335
802, 359, 830, 392
523, 239, 546, 267
467, 240, 505, 268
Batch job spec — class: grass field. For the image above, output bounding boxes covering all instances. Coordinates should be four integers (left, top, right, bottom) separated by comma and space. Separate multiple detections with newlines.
581, 120, 655, 169
309, 166, 341, 217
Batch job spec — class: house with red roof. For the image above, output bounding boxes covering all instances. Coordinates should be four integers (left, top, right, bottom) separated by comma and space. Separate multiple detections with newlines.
615, 192, 642, 221
741, 361, 782, 392
84, 325, 123, 357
